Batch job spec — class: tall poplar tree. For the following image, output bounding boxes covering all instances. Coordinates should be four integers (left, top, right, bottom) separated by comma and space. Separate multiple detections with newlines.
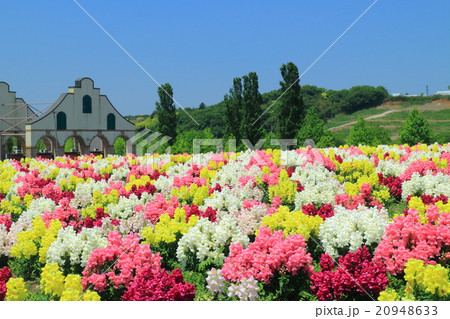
241, 72, 264, 145
277, 62, 304, 139
224, 77, 243, 142
155, 83, 177, 145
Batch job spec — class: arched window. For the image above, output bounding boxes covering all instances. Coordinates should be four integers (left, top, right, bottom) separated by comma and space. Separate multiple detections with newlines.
107, 113, 116, 130
56, 112, 67, 130
82, 95, 92, 113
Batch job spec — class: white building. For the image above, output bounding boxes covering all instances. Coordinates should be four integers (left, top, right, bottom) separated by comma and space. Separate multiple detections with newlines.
1, 78, 135, 158
435, 91, 450, 96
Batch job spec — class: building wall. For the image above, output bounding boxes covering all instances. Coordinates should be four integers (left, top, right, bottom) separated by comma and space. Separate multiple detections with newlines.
24, 77, 135, 157
0, 82, 36, 157
0, 81, 34, 132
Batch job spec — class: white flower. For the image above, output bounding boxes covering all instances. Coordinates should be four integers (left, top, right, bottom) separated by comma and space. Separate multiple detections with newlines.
228, 277, 260, 301
206, 268, 226, 296
20, 197, 56, 223
107, 194, 141, 220
46, 226, 108, 267
177, 215, 249, 269
402, 172, 450, 200
318, 205, 389, 258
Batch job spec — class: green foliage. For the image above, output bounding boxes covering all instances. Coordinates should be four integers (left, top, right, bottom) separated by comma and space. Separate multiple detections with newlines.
176, 101, 228, 138
36, 139, 46, 152
277, 62, 304, 139
436, 131, 450, 145
198, 102, 206, 109
297, 107, 325, 146
149, 241, 181, 270
341, 85, 388, 114
301, 85, 326, 108
223, 72, 265, 146
181, 249, 223, 273
385, 201, 407, 219
347, 118, 392, 146
128, 81, 392, 146
224, 77, 243, 142
26, 288, 52, 301
5, 137, 21, 154
181, 271, 214, 301
64, 138, 75, 153
171, 128, 216, 154
317, 131, 337, 148
385, 94, 450, 104
135, 115, 158, 131
258, 272, 315, 301
241, 72, 264, 144
399, 108, 434, 145
8, 256, 42, 281
113, 137, 126, 155
156, 83, 177, 145
371, 123, 392, 145
348, 118, 375, 146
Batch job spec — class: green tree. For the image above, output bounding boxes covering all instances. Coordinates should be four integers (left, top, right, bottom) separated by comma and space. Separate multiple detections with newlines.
64, 138, 74, 152
317, 131, 336, 148
224, 77, 243, 142
341, 85, 388, 114
114, 137, 126, 155
371, 124, 392, 145
5, 137, 15, 154
172, 128, 215, 154
155, 83, 177, 145
297, 107, 325, 145
399, 108, 434, 145
199, 102, 206, 109
36, 139, 46, 152
348, 118, 375, 146
277, 62, 304, 139
241, 72, 264, 144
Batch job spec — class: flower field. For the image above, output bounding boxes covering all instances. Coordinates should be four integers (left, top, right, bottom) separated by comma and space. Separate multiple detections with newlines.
1, 144, 450, 301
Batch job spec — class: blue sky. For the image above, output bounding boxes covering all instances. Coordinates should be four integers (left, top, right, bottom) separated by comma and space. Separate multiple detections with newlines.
1, 0, 449, 116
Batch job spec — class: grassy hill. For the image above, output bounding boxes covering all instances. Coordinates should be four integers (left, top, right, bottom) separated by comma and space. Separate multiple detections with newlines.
327, 98, 450, 143
125, 91, 450, 145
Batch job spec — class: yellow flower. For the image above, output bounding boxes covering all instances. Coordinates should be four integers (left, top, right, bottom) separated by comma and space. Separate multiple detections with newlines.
142, 208, 198, 245
378, 288, 399, 301
404, 259, 450, 298
408, 197, 426, 214
436, 201, 450, 213
40, 263, 65, 298
60, 274, 84, 301
82, 290, 101, 301
260, 206, 323, 240
38, 219, 62, 263
422, 264, 450, 297
200, 167, 216, 183
5, 278, 28, 301
268, 170, 296, 204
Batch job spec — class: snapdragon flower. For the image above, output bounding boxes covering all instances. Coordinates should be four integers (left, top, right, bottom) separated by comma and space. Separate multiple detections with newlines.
177, 215, 249, 270
228, 276, 260, 301
402, 172, 450, 201
318, 205, 389, 258
46, 226, 108, 268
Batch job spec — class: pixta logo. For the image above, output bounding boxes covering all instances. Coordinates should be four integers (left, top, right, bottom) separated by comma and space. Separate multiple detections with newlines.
126, 129, 172, 156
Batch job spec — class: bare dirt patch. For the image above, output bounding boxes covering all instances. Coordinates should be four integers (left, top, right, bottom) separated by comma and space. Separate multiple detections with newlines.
329, 101, 450, 132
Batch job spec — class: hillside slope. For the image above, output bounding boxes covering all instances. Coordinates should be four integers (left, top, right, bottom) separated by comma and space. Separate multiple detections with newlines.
327, 99, 450, 142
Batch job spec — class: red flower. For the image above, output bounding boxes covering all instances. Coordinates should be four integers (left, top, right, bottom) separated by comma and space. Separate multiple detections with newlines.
122, 268, 195, 301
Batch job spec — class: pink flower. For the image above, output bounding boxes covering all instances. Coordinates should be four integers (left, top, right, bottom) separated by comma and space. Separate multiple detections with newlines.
222, 226, 313, 283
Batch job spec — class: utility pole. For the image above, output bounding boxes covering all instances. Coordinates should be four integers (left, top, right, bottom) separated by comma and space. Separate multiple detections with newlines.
426, 85, 429, 97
